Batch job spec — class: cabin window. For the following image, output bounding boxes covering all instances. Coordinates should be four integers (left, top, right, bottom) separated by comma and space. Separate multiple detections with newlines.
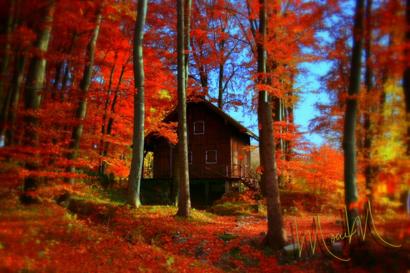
193, 121, 205, 135
205, 150, 217, 164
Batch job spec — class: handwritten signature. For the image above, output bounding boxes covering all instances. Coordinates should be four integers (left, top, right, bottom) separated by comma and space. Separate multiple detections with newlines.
289, 200, 402, 262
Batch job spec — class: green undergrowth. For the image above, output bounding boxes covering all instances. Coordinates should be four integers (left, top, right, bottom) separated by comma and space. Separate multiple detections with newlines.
218, 233, 238, 242
135, 205, 217, 223
67, 186, 219, 225
70, 193, 117, 207
209, 201, 267, 216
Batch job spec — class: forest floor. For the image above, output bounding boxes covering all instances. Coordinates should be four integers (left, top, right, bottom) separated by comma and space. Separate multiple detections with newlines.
0, 182, 409, 273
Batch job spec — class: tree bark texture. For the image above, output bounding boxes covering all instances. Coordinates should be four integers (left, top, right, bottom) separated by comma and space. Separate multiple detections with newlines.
176, 0, 191, 217
257, 0, 285, 250
128, 0, 148, 208
343, 0, 365, 226
66, 8, 102, 183
22, 0, 56, 193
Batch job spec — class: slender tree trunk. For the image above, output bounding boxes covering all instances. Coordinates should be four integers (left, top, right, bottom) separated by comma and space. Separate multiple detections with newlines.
22, 0, 56, 195
285, 78, 294, 164
403, 0, 410, 155
128, 0, 148, 208
257, 0, 285, 250
191, 38, 208, 93
343, 0, 364, 226
259, 60, 274, 196
66, 9, 102, 183
199, 64, 208, 92
273, 96, 285, 188
52, 62, 63, 98
283, 79, 294, 186
184, 0, 191, 88
217, 40, 225, 109
218, 63, 224, 109
99, 53, 117, 176
363, 0, 374, 204
101, 60, 128, 165
285, 97, 294, 185
0, 0, 15, 111
176, 0, 192, 195
0, 86, 12, 146
6, 54, 26, 145
176, 0, 191, 217
60, 32, 78, 101
61, 61, 70, 94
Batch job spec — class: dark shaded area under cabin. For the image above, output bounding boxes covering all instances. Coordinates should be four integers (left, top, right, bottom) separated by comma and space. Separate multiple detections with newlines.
140, 179, 226, 209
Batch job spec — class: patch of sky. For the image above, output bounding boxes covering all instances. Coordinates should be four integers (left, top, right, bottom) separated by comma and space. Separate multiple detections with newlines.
294, 61, 331, 147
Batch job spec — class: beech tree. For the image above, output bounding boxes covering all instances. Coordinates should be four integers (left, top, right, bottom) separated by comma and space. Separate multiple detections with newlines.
0, 0, 15, 114
0, 0, 174, 188
3, 52, 26, 146
128, 0, 148, 208
343, 0, 365, 225
310, 0, 408, 208
66, 5, 103, 183
176, 0, 191, 217
257, 0, 286, 249
22, 0, 56, 196
0, 1, 15, 143
189, 0, 245, 108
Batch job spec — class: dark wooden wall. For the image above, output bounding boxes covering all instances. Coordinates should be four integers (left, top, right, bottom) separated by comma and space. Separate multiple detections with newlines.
187, 103, 231, 179
151, 103, 251, 180
153, 139, 172, 179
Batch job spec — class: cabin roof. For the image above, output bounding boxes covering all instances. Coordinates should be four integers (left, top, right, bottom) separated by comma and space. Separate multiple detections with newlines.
166, 99, 258, 140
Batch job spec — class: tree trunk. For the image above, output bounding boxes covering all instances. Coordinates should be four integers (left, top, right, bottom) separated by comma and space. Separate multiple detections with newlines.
218, 63, 224, 109
363, 0, 374, 204
60, 32, 78, 101
191, 38, 208, 93
52, 61, 63, 99
0, 53, 26, 144
285, 84, 294, 186
0, 0, 15, 112
101, 60, 128, 170
285, 81, 294, 162
343, 0, 364, 226
99, 53, 117, 176
403, 0, 410, 155
184, 0, 191, 88
257, 0, 285, 250
285, 99, 293, 185
176, 0, 191, 217
22, 0, 56, 194
217, 40, 225, 109
273, 96, 285, 188
66, 9, 102, 183
128, 0, 148, 208
6, 54, 26, 145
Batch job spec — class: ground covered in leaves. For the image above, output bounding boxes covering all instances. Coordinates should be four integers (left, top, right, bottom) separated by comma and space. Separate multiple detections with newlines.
0, 183, 409, 273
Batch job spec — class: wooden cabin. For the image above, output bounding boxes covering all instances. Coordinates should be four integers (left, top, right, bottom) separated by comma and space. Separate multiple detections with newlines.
143, 100, 257, 207
145, 100, 257, 181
